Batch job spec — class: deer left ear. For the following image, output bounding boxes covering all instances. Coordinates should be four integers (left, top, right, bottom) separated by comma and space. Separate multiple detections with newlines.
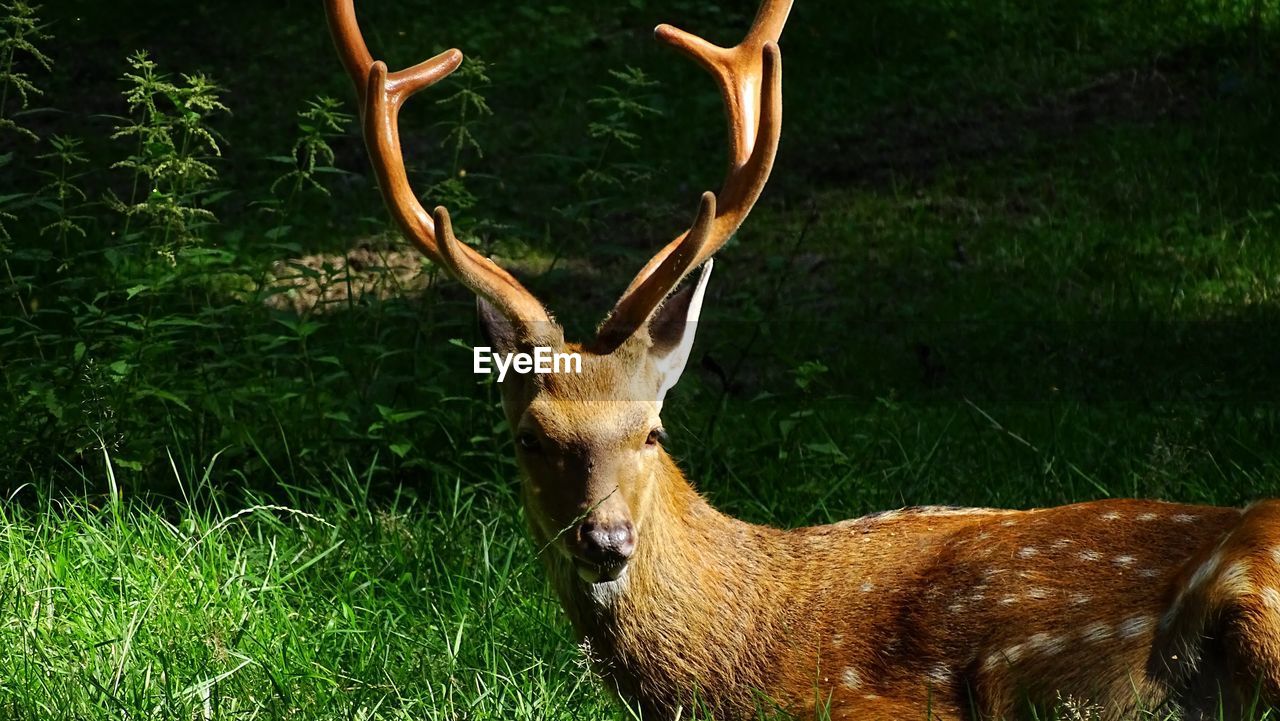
478, 296, 523, 356
647, 259, 713, 401
478, 296, 566, 356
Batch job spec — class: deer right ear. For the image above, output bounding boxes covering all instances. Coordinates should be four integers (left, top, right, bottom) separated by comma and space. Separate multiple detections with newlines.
646, 259, 713, 401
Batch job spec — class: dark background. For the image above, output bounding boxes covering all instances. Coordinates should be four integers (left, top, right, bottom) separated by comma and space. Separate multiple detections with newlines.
2, 0, 1279, 509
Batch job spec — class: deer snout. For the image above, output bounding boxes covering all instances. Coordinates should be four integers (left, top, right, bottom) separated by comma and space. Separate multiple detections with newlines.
576, 518, 636, 570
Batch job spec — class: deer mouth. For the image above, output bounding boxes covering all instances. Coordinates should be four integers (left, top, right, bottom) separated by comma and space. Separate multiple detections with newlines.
575, 558, 629, 584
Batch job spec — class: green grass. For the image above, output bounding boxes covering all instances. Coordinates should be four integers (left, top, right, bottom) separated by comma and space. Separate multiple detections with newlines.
0, 463, 615, 719
3, 0, 1280, 717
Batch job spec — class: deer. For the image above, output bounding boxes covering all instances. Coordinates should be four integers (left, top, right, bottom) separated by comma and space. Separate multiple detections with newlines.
322, 1, 1280, 719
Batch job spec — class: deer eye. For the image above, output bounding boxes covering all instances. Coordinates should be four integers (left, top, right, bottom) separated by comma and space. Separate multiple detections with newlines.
646, 428, 668, 447
517, 432, 541, 452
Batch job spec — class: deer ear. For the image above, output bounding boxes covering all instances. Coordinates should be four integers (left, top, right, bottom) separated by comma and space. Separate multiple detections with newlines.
478, 296, 522, 356
479, 298, 565, 360
647, 259, 713, 401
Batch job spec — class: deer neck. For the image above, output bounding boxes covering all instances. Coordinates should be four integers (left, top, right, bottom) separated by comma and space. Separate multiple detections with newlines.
533, 452, 794, 717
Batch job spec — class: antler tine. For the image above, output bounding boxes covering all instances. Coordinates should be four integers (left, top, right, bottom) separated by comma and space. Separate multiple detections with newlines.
323, 0, 552, 326
596, 0, 791, 349
742, 0, 794, 60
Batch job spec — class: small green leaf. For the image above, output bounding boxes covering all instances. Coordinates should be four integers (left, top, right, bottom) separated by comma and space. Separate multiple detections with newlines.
134, 388, 192, 411
804, 442, 846, 458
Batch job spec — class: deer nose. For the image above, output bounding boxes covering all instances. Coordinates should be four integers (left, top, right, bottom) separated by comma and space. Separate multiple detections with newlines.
578, 519, 636, 565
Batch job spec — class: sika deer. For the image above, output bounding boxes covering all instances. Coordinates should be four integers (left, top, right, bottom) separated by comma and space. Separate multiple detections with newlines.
323, 1, 1280, 718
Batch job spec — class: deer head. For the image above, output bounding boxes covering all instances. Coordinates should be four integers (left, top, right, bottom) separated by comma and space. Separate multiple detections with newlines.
324, 0, 789, 584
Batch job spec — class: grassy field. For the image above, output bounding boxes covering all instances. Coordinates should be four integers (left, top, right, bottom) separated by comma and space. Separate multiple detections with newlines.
2, 0, 1280, 717
0, 470, 612, 719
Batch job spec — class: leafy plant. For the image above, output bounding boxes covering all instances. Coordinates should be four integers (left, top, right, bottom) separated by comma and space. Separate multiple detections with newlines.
551, 64, 662, 251
269, 95, 352, 199
577, 66, 660, 192
437, 57, 493, 172
107, 51, 229, 259
422, 56, 493, 219
260, 94, 352, 241
35, 134, 89, 258
0, 0, 51, 245
0, 0, 51, 142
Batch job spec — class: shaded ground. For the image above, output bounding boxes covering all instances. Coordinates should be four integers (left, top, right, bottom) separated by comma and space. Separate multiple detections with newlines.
803, 49, 1212, 186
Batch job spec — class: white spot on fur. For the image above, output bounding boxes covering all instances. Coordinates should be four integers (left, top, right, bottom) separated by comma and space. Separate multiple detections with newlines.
1217, 559, 1253, 597
927, 663, 952, 685
860, 582, 875, 593
1027, 587, 1050, 600
1002, 642, 1026, 663
1261, 587, 1280, 612
832, 633, 845, 647
1027, 633, 1066, 655
1187, 552, 1223, 591
863, 694, 880, 700
843, 668, 861, 689
1070, 593, 1091, 606
1018, 547, 1039, 559
1001, 519, 1017, 527
1118, 615, 1155, 639
1137, 568, 1161, 578
1137, 513, 1158, 522
1078, 550, 1102, 562
1101, 511, 1121, 521
1051, 538, 1074, 550
1081, 622, 1112, 643
1000, 596, 1018, 605
1172, 514, 1197, 524
1113, 555, 1136, 567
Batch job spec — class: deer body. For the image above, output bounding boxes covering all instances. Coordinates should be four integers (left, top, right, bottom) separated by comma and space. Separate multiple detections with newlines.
323, 1, 1280, 718
536, 461, 1276, 720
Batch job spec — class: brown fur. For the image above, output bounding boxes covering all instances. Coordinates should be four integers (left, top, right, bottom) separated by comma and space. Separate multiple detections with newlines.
500, 343, 1280, 721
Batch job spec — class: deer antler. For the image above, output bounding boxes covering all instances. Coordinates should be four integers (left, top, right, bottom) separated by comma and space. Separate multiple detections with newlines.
595, 0, 791, 349
324, 0, 552, 326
